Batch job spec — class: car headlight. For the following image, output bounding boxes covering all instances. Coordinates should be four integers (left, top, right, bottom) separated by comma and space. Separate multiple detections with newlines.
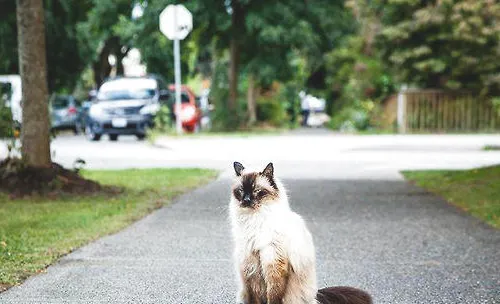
180, 106, 196, 122
139, 103, 160, 115
89, 106, 104, 117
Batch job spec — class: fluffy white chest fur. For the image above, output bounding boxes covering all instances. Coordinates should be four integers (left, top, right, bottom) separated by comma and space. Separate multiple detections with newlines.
230, 176, 318, 304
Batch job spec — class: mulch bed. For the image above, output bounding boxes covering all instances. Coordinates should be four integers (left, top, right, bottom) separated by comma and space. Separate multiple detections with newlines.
0, 158, 120, 199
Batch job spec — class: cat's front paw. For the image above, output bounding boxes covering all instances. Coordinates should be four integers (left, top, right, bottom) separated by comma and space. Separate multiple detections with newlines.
236, 290, 249, 304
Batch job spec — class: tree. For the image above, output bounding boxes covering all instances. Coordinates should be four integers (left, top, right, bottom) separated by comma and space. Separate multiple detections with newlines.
76, 0, 133, 86
44, 0, 93, 92
378, 0, 500, 94
1, 0, 92, 93
16, 0, 51, 167
113, 0, 192, 84
0, 1, 18, 75
104, 0, 356, 128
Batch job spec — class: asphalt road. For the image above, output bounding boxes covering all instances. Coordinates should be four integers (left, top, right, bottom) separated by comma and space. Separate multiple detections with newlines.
1, 131, 500, 303
2, 131, 500, 177
1, 176, 499, 303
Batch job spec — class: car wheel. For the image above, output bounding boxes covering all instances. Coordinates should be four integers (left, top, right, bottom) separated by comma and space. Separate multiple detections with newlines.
109, 134, 118, 141
136, 134, 146, 140
85, 125, 101, 141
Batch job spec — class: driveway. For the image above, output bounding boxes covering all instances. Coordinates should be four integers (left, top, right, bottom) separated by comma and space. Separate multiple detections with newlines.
2, 132, 500, 176
1, 174, 499, 303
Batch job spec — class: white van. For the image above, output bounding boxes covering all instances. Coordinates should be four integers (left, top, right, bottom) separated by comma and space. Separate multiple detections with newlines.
0, 75, 22, 124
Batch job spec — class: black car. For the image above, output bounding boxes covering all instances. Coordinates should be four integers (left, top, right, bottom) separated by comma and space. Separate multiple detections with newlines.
84, 76, 169, 141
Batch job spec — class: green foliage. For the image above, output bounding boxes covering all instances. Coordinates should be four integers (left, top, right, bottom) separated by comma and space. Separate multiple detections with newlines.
0, 103, 13, 138
113, 0, 199, 83
153, 105, 172, 132
0, 1, 17, 75
256, 91, 288, 128
325, 34, 396, 131
329, 99, 381, 131
378, 0, 500, 94
492, 97, 500, 115
0, 0, 92, 92
76, 0, 131, 62
0, 83, 14, 138
209, 60, 244, 131
45, 0, 93, 92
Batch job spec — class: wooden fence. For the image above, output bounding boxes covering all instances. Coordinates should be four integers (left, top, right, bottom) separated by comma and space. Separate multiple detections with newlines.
397, 89, 500, 133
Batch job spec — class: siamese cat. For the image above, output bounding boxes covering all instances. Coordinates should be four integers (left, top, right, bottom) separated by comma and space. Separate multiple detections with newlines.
229, 162, 372, 304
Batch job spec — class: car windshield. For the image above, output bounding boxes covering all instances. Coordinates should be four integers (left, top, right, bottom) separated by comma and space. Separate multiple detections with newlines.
52, 96, 70, 109
164, 90, 190, 104
97, 78, 157, 101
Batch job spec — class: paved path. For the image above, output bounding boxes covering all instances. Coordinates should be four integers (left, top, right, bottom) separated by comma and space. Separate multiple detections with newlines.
3, 132, 500, 174
2, 131, 500, 303
1, 173, 499, 303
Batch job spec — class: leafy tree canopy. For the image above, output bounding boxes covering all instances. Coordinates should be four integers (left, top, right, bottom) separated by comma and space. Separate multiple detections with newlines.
378, 0, 500, 94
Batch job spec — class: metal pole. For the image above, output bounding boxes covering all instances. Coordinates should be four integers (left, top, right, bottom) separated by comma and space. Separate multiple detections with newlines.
397, 85, 407, 134
174, 38, 182, 134
173, 6, 182, 134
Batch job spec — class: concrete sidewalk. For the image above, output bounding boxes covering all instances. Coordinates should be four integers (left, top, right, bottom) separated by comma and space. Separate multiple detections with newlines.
1, 173, 499, 303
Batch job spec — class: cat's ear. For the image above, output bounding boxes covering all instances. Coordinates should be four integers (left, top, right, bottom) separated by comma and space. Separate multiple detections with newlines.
233, 162, 245, 176
262, 162, 274, 178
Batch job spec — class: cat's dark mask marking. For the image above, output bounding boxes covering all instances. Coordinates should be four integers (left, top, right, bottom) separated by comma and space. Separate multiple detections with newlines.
233, 172, 258, 207
232, 162, 279, 208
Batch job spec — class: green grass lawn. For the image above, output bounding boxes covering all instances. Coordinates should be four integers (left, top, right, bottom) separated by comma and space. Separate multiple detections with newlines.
483, 145, 500, 151
402, 165, 500, 228
0, 168, 218, 291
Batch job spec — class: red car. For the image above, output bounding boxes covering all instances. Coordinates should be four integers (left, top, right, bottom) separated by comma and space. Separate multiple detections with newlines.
167, 85, 201, 132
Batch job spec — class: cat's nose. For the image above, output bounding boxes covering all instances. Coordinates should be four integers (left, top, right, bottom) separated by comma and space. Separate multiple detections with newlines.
242, 195, 252, 206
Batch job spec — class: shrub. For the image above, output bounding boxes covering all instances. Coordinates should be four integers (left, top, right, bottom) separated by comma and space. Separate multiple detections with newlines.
209, 59, 246, 131
0, 103, 14, 138
153, 104, 172, 132
329, 99, 381, 131
256, 88, 288, 127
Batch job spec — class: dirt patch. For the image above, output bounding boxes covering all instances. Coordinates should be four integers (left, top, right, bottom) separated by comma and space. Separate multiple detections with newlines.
0, 158, 120, 198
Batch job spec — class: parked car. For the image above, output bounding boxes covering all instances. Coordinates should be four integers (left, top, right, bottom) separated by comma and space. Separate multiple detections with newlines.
84, 75, 168, 141
50, 95, 83, 134
164, 85, 202, 132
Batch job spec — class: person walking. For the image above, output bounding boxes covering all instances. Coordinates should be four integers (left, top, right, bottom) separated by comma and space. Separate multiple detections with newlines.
299, 91, 310, 127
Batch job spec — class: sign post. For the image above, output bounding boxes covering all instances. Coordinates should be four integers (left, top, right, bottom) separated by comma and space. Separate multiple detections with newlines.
159, 5, 193, 134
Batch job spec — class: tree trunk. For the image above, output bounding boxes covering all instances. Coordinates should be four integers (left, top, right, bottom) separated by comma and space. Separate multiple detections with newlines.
228, 37, 240, 111
17, 0, 51, 167
247, 73, 257, 125
228, 0, 244, 111
92, 37, 120, 86
116, 48, 129, 76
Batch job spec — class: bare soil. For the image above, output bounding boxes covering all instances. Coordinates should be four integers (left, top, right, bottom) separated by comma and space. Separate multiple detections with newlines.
0, 158, 119, 198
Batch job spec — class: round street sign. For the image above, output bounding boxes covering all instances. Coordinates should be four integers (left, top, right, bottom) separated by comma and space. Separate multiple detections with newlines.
159, 4, 193, 40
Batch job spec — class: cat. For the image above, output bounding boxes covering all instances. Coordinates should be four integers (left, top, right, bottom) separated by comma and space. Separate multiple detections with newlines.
229, 162, 372, 304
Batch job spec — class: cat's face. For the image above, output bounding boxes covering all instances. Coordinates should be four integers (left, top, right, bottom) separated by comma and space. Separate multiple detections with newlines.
231, 162, 279, 209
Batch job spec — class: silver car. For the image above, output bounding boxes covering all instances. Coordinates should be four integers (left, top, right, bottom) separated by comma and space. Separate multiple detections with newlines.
50, 95, 83, 134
